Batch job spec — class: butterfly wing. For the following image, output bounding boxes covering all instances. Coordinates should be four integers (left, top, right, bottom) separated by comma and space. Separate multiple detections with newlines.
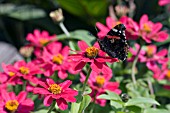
98, 24, 129, 61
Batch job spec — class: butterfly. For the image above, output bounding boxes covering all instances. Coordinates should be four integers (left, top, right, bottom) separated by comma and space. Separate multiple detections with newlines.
98, 24, 129, 61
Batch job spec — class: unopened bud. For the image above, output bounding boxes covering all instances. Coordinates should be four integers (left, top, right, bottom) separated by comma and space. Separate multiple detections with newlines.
49, 8, 64, 23
19, 45, 34, 58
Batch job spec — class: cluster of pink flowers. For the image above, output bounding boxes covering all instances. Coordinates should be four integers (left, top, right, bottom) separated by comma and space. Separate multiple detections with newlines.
96, 15, 169, 85
96, 15, 168, 43
69, 40, 121, 106
0, 28, 122, 111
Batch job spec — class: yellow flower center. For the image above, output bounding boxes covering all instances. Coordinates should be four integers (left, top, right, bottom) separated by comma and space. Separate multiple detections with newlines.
19, 66, 30, 75
143, 23, 151, 33
39, 39, 49, 45
146, 46, 154, 57
52, 54, 64, 64
166, 70, 170, 79
5, 100, 19, 112
48, 84, 62, 94
85, 47, 99, 58
8, 72, 15, 77
96, 76, 105, 87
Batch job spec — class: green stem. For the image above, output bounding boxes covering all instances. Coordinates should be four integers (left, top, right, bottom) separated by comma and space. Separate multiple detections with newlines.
82, 67, 92, 95
47, 101, 56, 113
131, 45, 142, 84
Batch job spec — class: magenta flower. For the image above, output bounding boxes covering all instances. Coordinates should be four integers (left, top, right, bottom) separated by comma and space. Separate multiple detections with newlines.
0, 73, 8, 84
2, 63, 23, 85
39, 42, 71, 79
128, 43, 168, 69
159, 0, 170, 6
0, 91, 34, 113
138, 14, 168, 43
2, 61, 42, 83
33, 79, 78, 110
128, 43, 146, 62
96, 16, 139, 40
26, 29, 56, 47
148, 63, 170, 80
26, 29, 56, 57
80, 65, 121, 106
96, 17, 119, 39
69, 41, 118, 71
119, 16, 139, 40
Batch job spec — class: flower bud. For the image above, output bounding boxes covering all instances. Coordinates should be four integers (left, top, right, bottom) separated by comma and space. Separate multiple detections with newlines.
49, 8, 64, 23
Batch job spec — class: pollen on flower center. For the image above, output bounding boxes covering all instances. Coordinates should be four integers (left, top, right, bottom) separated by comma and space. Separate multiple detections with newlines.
5, 100, 19, 112
8, 72, 15, 77
48, 84, 62, 94
146, 46, 154, 57
96, 76, 105, 87
52, 54, 64, 64
143, 23, 151, 33
166, 70, 170, 79
39, 38, 49, 45
19, 66, 30, 75
85, 47, 99, 58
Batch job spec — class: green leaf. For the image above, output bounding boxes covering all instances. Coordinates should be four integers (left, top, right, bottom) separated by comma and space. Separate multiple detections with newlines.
97, 91, 122, 102
126, 106, 142, 113
31, 110, 55, 113
71, 102, 80, 113
84, 87, 92, 95
110, 100, 123, 109
157, 80, 170, 85
57, 30, 96, 46
55, 0, 107, 24
5, 5, 46, 21
156, 88, 170, 98
125, 97, 160, 108
78, 95, 91, 113
144, 108, 170, 113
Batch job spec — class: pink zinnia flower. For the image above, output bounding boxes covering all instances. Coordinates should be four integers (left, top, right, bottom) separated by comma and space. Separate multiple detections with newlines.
33, 79, 78, 110
119, 16, 139, 40
2, 61, 42, 83
69, 41, 118, 71
128, 43, 168, 69
26, 29, 56, 57
2, 63, 23, 85
0, 91, 34, 113
128, 43, 146, 62
26, 29, 56, 47
138, 14, 168, 43
148, 63, 170, 80
96, 17, 120, 39
96, 16, 139, 40
0, 72, 8, 84
39, 42, 71, 79
80, 65, 121, 106
159, 0, 170, 6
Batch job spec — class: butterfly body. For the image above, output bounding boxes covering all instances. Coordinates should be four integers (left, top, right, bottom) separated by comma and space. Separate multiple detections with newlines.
98, 24, 129, 61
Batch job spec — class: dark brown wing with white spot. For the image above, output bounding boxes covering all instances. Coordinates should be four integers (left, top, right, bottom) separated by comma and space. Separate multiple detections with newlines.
98, 24, 129, 61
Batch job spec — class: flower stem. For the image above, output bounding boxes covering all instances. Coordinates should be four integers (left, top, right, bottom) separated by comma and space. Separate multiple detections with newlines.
47, 101, 56, 113
82, 67, 92, 95
59, 22, 70, 37
147, 78, 156, 108
131, 46, 142, 84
